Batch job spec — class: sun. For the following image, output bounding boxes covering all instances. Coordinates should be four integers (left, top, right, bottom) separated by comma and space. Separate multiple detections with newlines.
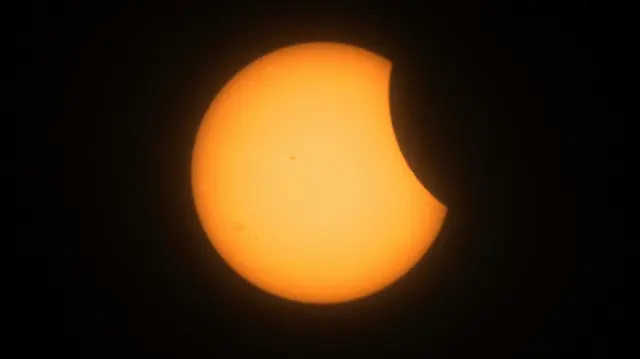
192, 42, 447, 304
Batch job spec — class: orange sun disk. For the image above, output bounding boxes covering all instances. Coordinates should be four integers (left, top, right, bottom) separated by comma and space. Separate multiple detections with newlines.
192, 42, 447, 304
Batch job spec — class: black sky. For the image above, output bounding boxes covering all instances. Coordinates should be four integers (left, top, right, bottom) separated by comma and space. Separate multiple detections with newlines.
19, 2, 625, 356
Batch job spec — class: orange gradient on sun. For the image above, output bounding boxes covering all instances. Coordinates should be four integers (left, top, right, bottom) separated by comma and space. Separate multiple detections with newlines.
192, 42, 447, 304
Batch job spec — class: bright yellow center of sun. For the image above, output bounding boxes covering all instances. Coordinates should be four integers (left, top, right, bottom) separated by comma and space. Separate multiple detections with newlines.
192, 42, 447, 304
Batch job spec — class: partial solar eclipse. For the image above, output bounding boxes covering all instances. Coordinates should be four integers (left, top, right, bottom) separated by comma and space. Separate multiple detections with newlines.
192, 42, 447, 304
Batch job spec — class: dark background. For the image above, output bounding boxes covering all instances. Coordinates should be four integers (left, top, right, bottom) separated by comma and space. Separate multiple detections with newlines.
19, 2, 624, 356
